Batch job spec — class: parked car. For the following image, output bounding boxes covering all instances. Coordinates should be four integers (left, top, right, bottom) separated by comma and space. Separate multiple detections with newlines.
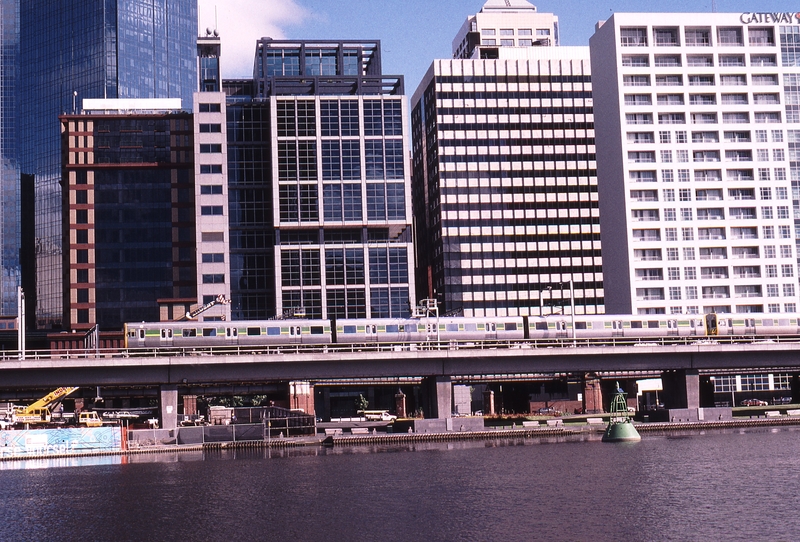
773, 397, 793, 405
740, 399, 768, 407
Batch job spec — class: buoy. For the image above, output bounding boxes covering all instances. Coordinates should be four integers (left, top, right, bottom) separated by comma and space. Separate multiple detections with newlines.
602, 381, 641, 442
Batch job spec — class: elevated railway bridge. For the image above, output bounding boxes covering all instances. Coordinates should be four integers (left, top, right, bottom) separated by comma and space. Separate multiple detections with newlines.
2, 336, 799, 428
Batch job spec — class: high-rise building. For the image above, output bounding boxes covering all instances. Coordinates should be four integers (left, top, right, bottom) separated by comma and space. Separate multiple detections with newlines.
225, 39, 415, 320
411, 1, 603, 317
0, 0, 19, 319
19, 0, 197, 329
591, 12, 800, 315
60, 99, 198, 331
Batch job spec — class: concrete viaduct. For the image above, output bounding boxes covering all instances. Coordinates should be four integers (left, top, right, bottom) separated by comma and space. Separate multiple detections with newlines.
2, 341, 799, 428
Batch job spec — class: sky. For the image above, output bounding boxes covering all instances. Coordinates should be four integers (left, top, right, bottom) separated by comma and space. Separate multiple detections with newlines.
198, 0, 800, 94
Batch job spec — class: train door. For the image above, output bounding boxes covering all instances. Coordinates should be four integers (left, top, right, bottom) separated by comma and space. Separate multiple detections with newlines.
743, 318, 756, 335
485, 322, 497, 341
612, 320, 624, 337
160, 327, 173, 347
366, 325, 378, 342
289, 325, 302, 344
704, 314, 718, 336
667, 319, 679, 336
225, 326, 238, 344
555, 320, 568, 339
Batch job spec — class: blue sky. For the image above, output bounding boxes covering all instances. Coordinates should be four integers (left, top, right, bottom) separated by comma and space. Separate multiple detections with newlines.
199, 0, 800, 93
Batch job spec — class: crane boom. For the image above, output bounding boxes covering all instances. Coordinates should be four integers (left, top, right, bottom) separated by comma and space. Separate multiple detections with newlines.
178, 294, 229, 321
23, 387, 79, 412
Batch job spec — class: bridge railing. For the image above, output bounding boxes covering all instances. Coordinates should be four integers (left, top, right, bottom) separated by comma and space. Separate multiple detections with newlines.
2, 334, 800, 362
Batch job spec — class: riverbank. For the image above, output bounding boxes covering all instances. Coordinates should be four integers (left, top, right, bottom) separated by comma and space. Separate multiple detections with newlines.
3, 414, 800, 464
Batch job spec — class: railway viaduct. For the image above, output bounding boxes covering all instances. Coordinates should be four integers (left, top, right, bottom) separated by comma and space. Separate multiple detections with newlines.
1, 340, 799, 428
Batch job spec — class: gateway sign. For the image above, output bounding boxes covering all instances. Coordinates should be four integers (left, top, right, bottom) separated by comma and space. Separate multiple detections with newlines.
740, 12, 800, 24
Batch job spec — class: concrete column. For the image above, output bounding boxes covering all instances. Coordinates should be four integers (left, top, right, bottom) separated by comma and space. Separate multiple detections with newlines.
661, 369, 700, 409
583, 374, 603, 414
160, 385, 178, 430
423, 376, 452, 419
289, 381, 314, 415
395, 389, 407, 418
483, 390, 495, 416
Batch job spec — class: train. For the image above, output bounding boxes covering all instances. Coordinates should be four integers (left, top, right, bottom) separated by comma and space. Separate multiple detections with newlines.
123, 313, 800, 349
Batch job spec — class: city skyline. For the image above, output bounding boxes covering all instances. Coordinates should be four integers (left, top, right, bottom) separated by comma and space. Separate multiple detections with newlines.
198, 0, 797, 91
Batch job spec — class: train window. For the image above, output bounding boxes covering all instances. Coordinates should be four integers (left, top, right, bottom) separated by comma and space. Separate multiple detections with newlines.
343, 325, 357, 334
252, 327, 266, 336
446, 324, 459, 332
403, 324, 417, 332
372, 325, 377, 333
725, 319, 732, 327
386, 325, 399, 333
535, 322, 548, 331
556, 321, 566, 331
202, 328, 217, 337
630, 321, 642, 329
505, 322, 517, 331
138, 329, 145, 339
763, 319, 773, 327
182, 329, 197, 338
465, 323, 477, 332
161, 329, 167, 339
168, 329, 173, 338
667, 320, 677, 329
575, 322, 587, 330
310, 326, 324, 334
745, 319, 755, 327
613, 320, 623, 330
648, 321, 659, 329
487, 323, 496, 332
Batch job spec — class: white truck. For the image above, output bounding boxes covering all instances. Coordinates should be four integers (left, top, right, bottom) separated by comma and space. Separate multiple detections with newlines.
360, 410, 397, 422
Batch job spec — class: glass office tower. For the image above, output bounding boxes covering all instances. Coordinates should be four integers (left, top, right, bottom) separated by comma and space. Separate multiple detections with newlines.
18, 0, 197, 329
0, 0, 19, 318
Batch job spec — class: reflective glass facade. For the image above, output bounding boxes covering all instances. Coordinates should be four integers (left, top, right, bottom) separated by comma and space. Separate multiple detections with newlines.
0, 0, 19, 317
19, 0, 197, 329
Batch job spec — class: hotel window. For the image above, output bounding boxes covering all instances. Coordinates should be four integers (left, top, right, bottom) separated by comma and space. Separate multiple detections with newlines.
760, 187, 772, 199
763, 226, 775, 239
689, 94, 715, 105
656, 74, 682, 86
626, 113, 653, 124
667, 248, 679, 260
518, 29, 532, 36
500, 39, 514, 46
758, 168, 771, 181
719, 55, 744, 67
721, 93, 748, 105
621, 28, 648, 46
675, 131, 688, 143
654, 55, 681, 67
669, 287, 682, 300
717, 27, 743, 46
687, 54, 713, 66
657, 93, 684, 105
660, 150, 672, 163
663, 189, 675, 201
624, 75, 650, 87
623, 55, 649, 67
753, 93, 779, 104
779, 225, 792, 238
720, 74, 747, 86
774, 149, 785, 161
723, 112, 749, 124
688, 74, 714, 86
776, 186, 788, 199
661, 169, 674, 182
500, 29, 514, 35
679, 189, 691, 201
749, 27, 774, 46
755, 112, 781, 123
772, 130, 784, 142
684, 28, 711, 46
654, 27, 679, 46
659, 131, 671, 144
752, 74, 779, 85
659, 113, 685, 124
766, 264, 778, 277
663, 208, 676, 221
683, 247, 696, 260
750, 54, 777, 66
685, 267, 697, 280
686, 287, 698, 300
624, 94, 652, 105
481, 29, 496, 36
665, 228, 678, 241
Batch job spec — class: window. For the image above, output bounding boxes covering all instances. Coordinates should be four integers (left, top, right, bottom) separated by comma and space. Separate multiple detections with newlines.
680, 208, 693, 221
683, 247, 696, 260
685, 28, 711, 46
749, 27, 774, 45
717, 27, 743, 46
663, 208, 676, 221
199, 123, 222, 133
660, 150, 672, 163
202, 253, 224, 263
667, 248, 679, 260
688, 74, 714, 86
763, 226, 775, 239
621, 28, 648, 46
687, 54, 713, 66
654, 27, 679, 46
773, 149, 785, 162
626, 113, 653, 125
685, 267, 697, 280
766, 264, 778, 278
723, 112, 749, 124
679, 189, 691, 201
656, 74, 682, 86
689, 94, 715, 105
755, 112, 781, 123
199, 103, 221, 112
776, 187, 788, 199
663, 189, 675, 201
202, 274, 225, 284
721, 93, 748, 105
751, 54, 776, 66
720, 74, 747, 86
199, 144, 222, 153
625, 94, 652, 106
661, 169, 674, 182
659, 131, 671, 144
765, 246, 776, 258
669, 287, 682, 300
758, 168, 771, 181
622, 55, 649, 67
772, 130, 784, 143
754, 94, 779, 104
201, 206, 223, 216
752, 74, 779, 86
200, 164, 222, 174
659, 113, 685, 124
719, 54, 745, 66
657, 94, 684, 106
682, 227, 694, 241
627, 132, 654, 144
201, 185, 223, 195
665, 228, 678, 241
675, 131, 687, 144
654, 55, 681, 67
622, 75, 650, 87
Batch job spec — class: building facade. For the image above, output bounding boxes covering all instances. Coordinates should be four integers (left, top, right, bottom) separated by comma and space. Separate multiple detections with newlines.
60, 100, 198, 331
19, 0, 197, 329
591, 13, 800, 315
411, 1, 603, 318
224, 39, 416, 320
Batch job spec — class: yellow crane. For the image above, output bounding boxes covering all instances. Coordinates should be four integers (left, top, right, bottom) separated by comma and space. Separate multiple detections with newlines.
11, 387, 79, 426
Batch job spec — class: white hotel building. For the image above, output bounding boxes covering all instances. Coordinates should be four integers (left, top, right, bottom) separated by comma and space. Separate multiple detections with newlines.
590, 12, 800, 315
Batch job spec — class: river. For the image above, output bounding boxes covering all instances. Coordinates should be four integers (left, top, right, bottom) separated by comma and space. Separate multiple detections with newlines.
1, 426, 798, 541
